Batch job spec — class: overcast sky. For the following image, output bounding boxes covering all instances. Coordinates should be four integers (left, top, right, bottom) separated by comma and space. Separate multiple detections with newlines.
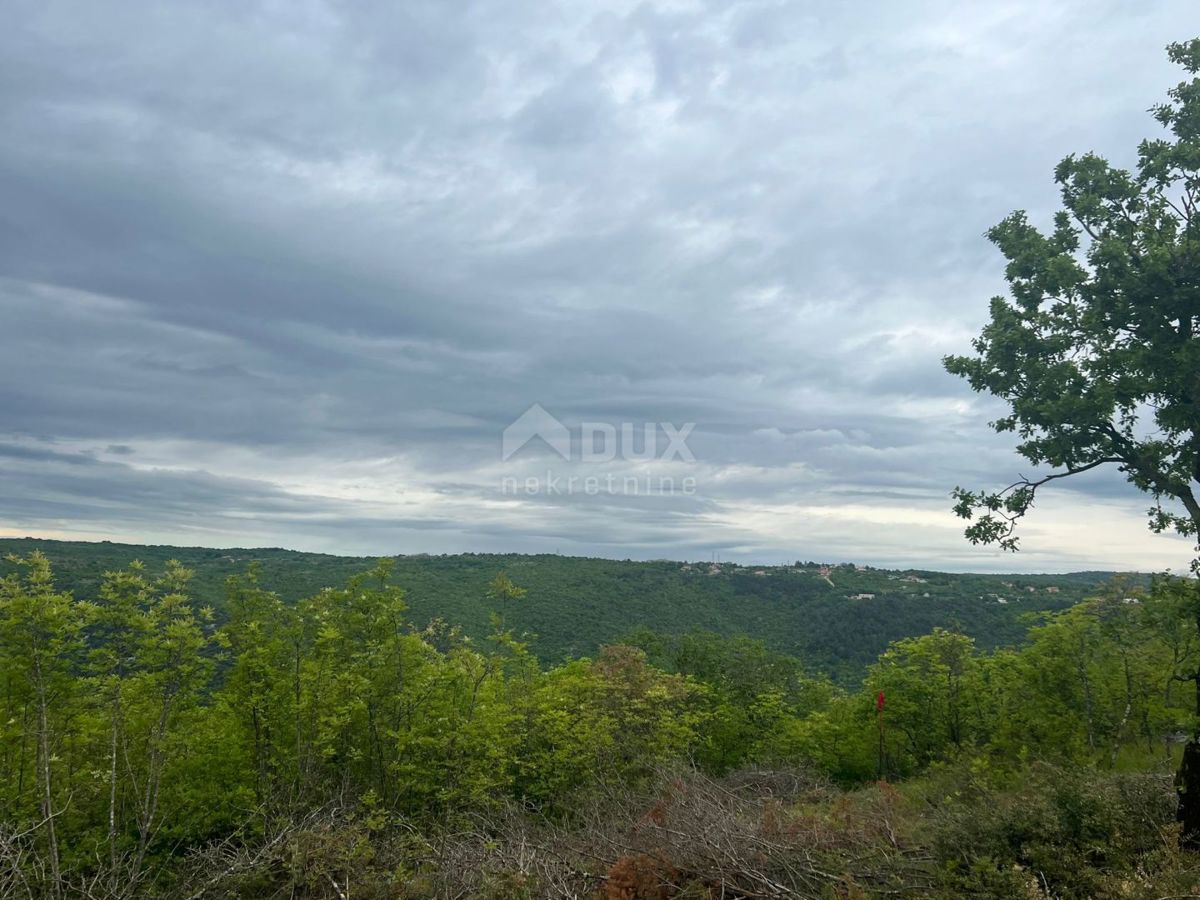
2, 0, 1197, 572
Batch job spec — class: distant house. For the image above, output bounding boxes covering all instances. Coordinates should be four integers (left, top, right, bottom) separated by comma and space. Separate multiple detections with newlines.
848, 592, 875, 600
1045, 586, 1060, 594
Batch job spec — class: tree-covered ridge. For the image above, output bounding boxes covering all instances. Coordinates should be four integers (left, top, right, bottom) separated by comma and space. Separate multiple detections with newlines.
0, 538, 1134, 682
0, 551, 1196, 897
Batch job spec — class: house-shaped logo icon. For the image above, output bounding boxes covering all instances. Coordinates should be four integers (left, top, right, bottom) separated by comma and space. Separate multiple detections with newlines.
502, 404, 571, 461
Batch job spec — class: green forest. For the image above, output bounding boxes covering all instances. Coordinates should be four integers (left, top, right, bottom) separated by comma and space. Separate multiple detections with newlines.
0, 538, 1123, 683
0, 548, 1197, 897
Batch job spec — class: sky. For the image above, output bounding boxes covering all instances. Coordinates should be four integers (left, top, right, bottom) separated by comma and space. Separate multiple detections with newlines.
2, 0, 1197, 572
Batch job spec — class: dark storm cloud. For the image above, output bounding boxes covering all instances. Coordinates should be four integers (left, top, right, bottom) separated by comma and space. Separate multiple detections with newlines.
1, 0, 1197, 571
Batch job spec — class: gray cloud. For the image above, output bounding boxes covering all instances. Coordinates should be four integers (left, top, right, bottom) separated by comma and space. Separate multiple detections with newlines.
1, 0, 1196, 572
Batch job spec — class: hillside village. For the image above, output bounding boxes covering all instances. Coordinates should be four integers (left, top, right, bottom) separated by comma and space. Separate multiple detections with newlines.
678, 558, 1106, 605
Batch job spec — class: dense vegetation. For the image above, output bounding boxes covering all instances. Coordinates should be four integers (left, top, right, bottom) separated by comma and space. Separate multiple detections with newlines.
0, 538, 1128, 683
0, 550, 1197, 898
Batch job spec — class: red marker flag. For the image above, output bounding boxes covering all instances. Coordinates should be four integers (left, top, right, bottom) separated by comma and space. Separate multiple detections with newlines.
876, 690, 885, 712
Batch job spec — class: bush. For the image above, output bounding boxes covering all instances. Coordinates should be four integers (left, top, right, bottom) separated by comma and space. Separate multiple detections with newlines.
917, 760, 1181, 898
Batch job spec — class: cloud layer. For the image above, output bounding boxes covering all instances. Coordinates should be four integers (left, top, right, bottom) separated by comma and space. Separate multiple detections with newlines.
2, 0, 1196, 571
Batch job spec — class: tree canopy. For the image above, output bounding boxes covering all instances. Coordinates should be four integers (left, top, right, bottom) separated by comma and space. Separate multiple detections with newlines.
945, 39, 1200, 556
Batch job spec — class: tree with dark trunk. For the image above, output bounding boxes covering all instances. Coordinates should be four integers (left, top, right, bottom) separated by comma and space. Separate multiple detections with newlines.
944, 38, 1200, 848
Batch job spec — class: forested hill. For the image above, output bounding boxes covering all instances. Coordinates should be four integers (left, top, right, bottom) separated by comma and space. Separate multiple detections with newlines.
0, 537, 1138, 680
